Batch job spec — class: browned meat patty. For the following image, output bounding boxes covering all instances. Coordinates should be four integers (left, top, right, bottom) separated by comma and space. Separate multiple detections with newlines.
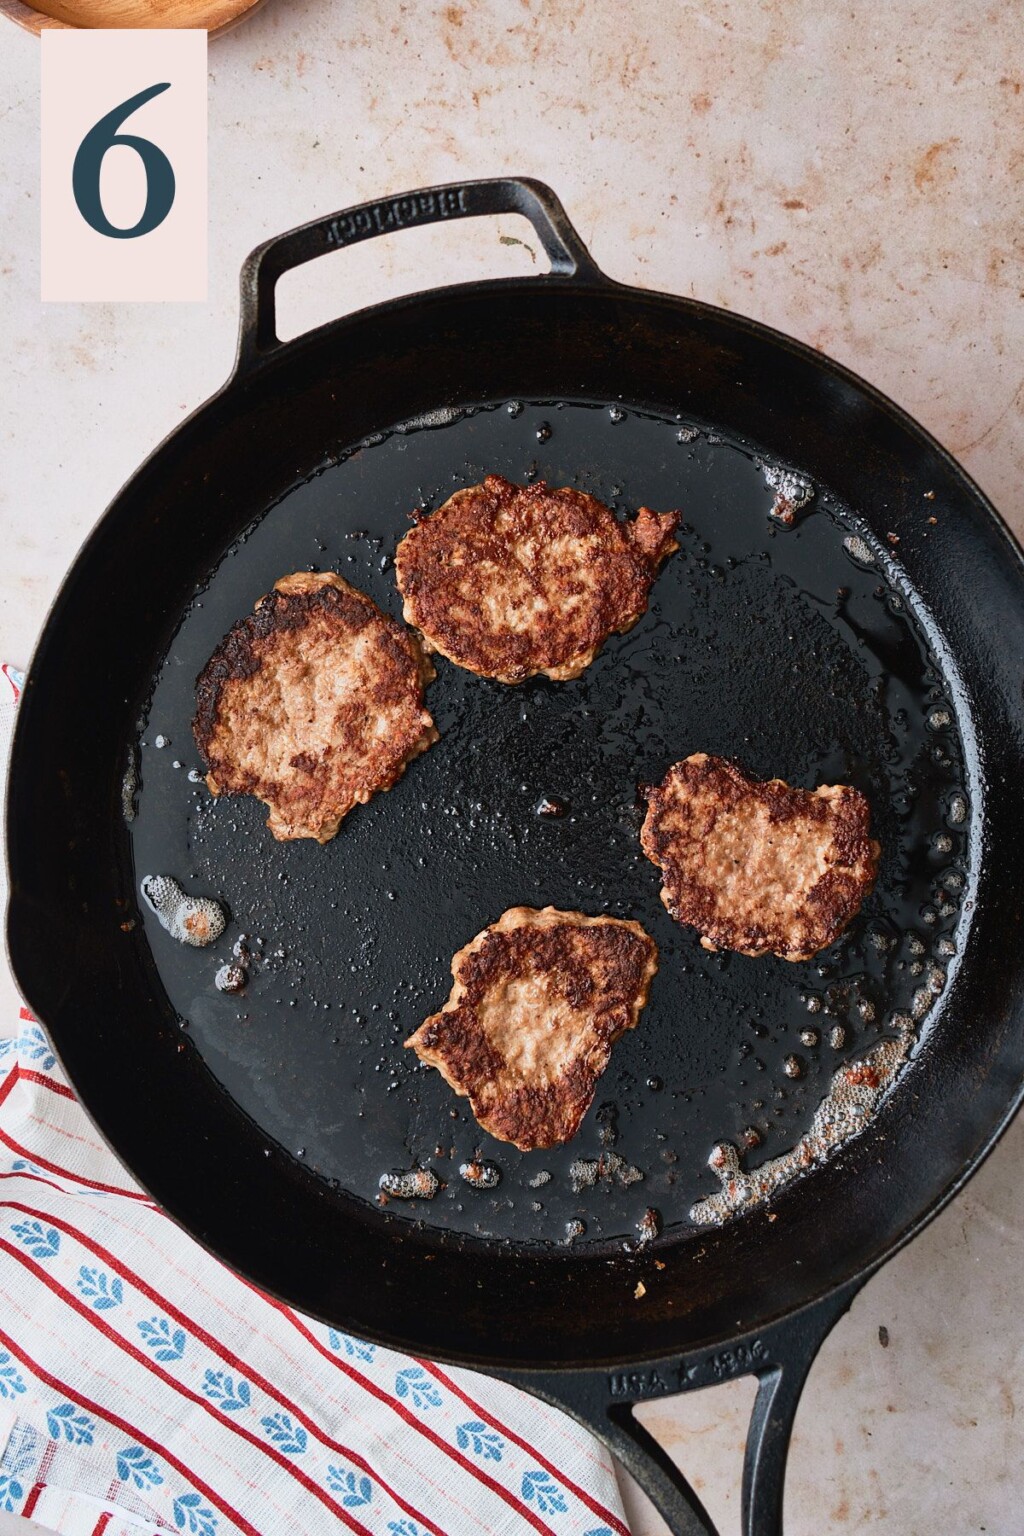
640, 754, 880, 961
194, 571, 437, 843
394, 474, 680, 684
405, 906, 658, 1151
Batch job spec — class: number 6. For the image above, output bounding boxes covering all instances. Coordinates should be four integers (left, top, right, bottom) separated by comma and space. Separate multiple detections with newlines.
72, 83, 176, 240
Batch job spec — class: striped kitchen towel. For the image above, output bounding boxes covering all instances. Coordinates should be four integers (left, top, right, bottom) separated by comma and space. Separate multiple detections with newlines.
0, 664, 627, 1536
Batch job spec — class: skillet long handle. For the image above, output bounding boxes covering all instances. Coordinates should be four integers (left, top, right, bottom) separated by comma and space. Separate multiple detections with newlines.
235, 176, 604, 368
502, 1279, 862, 1536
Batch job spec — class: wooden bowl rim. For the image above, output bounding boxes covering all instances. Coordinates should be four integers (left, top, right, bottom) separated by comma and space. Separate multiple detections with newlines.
0, 0, 267, 36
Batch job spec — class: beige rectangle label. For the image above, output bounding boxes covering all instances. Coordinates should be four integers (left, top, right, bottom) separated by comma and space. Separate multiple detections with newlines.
41, 31, 207, 303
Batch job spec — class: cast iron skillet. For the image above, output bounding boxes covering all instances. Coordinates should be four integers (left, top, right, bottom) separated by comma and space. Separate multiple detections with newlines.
7, 179, 1024, 1536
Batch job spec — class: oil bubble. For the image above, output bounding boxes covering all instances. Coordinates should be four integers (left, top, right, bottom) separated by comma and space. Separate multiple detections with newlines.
141, 875, 226, 948
764, 464, 814, 525
636, 1208, 661, 1244
379, 1167, 439, 1200
459, 1160, 501, 1190
843, 534, 875, 566
215, 964, 247, 994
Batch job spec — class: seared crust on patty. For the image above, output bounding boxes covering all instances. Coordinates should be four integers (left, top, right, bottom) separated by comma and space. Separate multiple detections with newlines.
640, 754, 879, 961
395, 474, 680, 684
194, 571, 437, 843
405, 906, 658, 1151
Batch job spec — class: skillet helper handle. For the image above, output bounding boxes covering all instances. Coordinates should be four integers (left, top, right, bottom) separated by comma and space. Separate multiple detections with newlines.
236, 176, 602, 368
512, 1279, 862, 1536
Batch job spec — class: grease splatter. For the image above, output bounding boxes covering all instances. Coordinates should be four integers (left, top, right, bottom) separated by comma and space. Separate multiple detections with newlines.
692, 1024, 918, 1226
459, 1159, 501, 1190
763, 463, 815, 525
379, 1167, 439, 1200
141, 876, 225, 948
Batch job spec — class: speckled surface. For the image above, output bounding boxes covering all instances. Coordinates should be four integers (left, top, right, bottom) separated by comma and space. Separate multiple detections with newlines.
1, 3, 1022, 1531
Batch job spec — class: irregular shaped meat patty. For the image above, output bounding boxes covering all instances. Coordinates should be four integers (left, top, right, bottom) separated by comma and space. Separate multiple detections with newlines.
405, 906, 658, 1150
641, 754, 879, 961
395, 475, 680, 683
194, 572, 437, 843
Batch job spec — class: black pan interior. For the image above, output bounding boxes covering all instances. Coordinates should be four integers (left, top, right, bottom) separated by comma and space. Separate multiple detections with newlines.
131, 401, 968, 1248
8, 282, 1024, 1368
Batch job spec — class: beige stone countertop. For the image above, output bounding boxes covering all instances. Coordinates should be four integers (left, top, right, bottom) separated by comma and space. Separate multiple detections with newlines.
1, 3, 1022, 1531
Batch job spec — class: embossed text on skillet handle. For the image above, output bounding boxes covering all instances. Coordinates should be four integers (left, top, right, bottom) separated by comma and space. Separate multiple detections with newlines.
235, 176, 603, 368
501, 1279, 862, 1536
